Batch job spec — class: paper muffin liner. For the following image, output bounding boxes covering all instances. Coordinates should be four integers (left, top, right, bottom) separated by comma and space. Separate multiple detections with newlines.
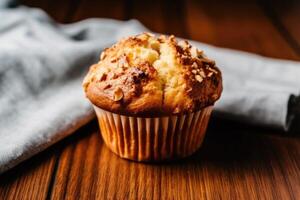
93, 106, 213, 161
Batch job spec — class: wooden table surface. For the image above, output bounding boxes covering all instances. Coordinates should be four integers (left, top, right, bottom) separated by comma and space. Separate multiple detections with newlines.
1, 0, 300, 199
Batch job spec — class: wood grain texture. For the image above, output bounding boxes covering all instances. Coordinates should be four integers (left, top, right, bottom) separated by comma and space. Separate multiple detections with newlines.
185, 0, 299, 60
129, 0, 165, 33
21, 0, 75, 23
1, 0, 300, 199
0, 146, 59, 200
259, 0, 300, 56
71, 0, 126, 22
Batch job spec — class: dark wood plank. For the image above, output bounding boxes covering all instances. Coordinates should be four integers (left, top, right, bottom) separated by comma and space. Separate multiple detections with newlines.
49, 0, 300, 199
0, 124, 98, 200
2, 0, 300, 199
21, 0, 75, 23
259, 0, 300, 56
129, 0, 165, 33
185, 0, 299, 60
161, 0, 188, 37
48, 122, 300, 199
0, 1, 76, 199
71, 0, 126, 22
53, 132, 90, 199
184, 1, 300, 198
0, 146, 59, 200
50, 142, 75, 200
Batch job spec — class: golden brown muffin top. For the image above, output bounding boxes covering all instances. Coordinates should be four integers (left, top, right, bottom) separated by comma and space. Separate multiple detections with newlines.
83, 33, 222, 117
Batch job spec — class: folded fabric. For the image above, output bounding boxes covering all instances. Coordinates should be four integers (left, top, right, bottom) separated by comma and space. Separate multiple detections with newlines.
0, 5, 299, 174
192, 41, 300, 130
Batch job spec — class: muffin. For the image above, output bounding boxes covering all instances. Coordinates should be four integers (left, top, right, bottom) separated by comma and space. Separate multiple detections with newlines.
83, 33, 222, 161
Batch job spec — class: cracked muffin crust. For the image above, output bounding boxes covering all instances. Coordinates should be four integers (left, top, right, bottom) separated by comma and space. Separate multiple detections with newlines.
83, 33, 222, 117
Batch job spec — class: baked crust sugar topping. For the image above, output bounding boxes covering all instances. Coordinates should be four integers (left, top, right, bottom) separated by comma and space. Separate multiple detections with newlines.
83, 33, 222, 116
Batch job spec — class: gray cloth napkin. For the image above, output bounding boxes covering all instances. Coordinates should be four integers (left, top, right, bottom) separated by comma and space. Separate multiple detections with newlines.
0, 5, 299, 174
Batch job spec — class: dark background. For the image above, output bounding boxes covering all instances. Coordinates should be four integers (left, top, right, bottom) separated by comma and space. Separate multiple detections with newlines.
0, 0, 300, 199
21, 0, 300, 59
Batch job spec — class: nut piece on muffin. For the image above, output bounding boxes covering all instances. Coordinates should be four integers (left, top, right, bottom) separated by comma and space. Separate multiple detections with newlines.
83, 32, 222, 117
83, 33, 222, 161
